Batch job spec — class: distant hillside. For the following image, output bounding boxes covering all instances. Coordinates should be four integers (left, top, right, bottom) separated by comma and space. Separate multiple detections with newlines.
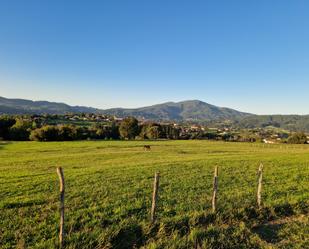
103, 100, 253, 121
235, 115, 309, 132
2, 96, 309, 131
0, 96, 99, 114
0, 97, 252, 121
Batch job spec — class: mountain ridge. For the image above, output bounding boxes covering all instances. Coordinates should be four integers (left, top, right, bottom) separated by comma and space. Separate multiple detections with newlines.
2, 96, 309, 131
0, 96, 99, 114
103, 100, 253, 121
0, 96, 252, 121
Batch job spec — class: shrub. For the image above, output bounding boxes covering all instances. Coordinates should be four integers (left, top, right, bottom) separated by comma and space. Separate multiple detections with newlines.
58, 124, 78, 140
119, 117, 139, 139
287, 132, 308, 144
30, 125, 59, 141
0, 116, 16, 139
9, 119, 33, 141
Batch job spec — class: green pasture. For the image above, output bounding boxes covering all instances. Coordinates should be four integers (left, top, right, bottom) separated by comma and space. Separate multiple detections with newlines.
0, 140, 308, 248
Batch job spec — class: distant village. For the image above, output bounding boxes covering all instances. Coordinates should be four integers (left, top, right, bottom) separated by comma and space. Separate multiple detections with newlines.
7, 113, 304, 144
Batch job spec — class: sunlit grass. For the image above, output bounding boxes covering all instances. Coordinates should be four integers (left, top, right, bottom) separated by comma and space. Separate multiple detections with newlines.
0, 140, 308, 248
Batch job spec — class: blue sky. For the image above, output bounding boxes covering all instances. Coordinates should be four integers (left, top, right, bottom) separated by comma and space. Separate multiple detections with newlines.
1, 0, 309, 114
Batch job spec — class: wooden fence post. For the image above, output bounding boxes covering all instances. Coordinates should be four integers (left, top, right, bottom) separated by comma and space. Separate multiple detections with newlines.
257, 164, 263, 209
212, 166, 218, 212
151, 172, 160, 223
56, 167, 65, 248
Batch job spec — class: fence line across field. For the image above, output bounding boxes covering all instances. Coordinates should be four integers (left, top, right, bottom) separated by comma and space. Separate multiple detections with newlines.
55, 164, 264, 247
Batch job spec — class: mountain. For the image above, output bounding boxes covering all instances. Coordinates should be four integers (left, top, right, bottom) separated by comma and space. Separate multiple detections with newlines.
2, 96, 309, 131
0, 96, 252, 121
0, 96, 99, 114
235, 114, 309, 132
103, 100, 253, 121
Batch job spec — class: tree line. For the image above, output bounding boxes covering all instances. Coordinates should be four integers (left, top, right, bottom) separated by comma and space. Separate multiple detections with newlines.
0, 115, 308, 144
0, 116, 180, 141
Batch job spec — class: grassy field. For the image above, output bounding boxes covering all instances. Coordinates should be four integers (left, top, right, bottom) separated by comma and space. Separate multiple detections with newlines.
0, 140, 308, 249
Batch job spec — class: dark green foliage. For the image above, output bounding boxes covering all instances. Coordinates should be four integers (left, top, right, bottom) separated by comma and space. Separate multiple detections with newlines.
287, 132, 308, 144
160, 124, 180, 139
29, 125, 87, 141
146, 125, 161, 139
0, 116, 16, 139
119, 117, 139, 139
140, 123, 180, 140
57, 124, 78, 141
9, 119, 33, 141
139, 123, 162, 139
90, 122, 120, 139
29, 125, 59, 141
1, 113, 309, 144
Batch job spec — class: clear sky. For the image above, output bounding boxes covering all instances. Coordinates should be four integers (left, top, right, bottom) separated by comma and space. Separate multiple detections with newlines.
1, 0, 309, 114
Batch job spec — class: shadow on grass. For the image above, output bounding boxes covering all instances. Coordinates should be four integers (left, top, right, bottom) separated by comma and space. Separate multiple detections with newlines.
2, 199, 46, 209
111, 223, 144, 249
251, 202, 308, 245
252, 223, 284, 243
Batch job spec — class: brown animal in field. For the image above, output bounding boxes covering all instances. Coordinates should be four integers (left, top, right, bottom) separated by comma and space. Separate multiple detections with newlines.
143, 145, 151, 151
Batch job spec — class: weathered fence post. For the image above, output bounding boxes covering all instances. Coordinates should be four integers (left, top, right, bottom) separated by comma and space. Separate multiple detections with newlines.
56, 167, 65, 248
212, 166, 218, 212
151, 172, 160, 223
257, 163, 263, 208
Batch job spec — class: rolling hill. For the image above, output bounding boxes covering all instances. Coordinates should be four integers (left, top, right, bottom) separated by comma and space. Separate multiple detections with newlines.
0, 96, 252, 121
103, 100, 253, 121
0, 96, 99, 115
2, 96, 309, 131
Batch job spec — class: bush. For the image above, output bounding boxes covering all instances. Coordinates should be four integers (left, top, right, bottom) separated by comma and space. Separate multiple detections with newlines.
0, 116, 16, 139
119, 117, 139, 139
90, 122, 120, 139
29, 124, 94, 141
9, 119, 33, 141
30, 125, 59, 141
58, 125, 78, 140
287, 132, 308, 144
140, 123, 162, 139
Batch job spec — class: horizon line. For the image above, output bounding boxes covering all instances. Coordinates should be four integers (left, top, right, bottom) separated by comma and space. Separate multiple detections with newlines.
1, 95, 308, 116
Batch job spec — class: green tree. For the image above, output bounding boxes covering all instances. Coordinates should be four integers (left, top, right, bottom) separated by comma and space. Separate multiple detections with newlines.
58, 125, 78, 141
146, 125, 161, 139
287, 132, 307, 144
139, 124, 149, 139
89, 122, 119, 139
119, 117, 139, 139
139, 123, 162, 139
29, 125, 59, 141
160, 125, 180, 139
0, 116, 16, 139
9, 119, 33, 141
